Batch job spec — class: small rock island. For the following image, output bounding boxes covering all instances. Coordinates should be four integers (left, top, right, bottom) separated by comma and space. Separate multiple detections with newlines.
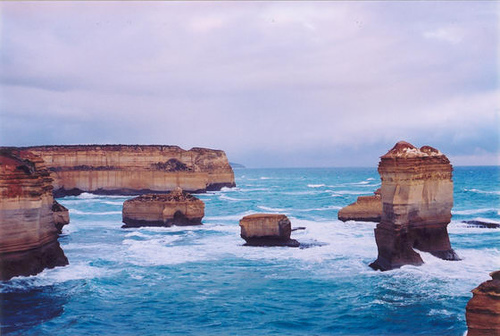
338, 188, 382, 222
122, 187, 205, 228
239, 214, 299, 247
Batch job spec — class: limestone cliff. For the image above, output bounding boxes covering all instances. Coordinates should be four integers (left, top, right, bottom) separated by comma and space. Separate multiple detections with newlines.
0, 149, 68, 280
466, 271, 500, 335
16, 145, 235, 196
338, 189, 382, 222
370, 141, 459, 271
122, 187, 205, 228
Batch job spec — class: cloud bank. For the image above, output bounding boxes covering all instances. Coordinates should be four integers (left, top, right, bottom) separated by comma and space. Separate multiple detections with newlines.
0, 2, 498, 167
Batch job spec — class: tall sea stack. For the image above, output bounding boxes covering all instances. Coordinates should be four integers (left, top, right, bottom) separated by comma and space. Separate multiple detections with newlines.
13, 145, 235, 196
370, 141, 459, 271
466, 271, 500, 335
0, 149, 68, 280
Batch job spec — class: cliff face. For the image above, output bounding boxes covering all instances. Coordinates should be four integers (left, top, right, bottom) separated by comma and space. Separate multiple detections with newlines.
466, 271, 500, 336
370, 141, 459, 271
338, 189, 382, 222
0, 150, 68, 280
122, 188, 205, 228
20, 145, 235, 196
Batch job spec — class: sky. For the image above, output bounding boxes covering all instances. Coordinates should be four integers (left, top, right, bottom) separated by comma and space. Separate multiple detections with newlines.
0, 2, 498, 168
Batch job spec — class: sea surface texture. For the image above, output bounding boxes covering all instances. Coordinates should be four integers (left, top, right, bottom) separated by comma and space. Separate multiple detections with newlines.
1, 167, 499, 335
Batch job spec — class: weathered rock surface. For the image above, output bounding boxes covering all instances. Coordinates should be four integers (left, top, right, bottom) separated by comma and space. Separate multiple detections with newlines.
466, 271, 500, 336
52, 200, 70, 233
11, 145, 235, 196
122, 187, 205, 228
370, 141, 459, 271
239, 214, 299, 247
0, 149, 68, 280
338, 189, 382, 222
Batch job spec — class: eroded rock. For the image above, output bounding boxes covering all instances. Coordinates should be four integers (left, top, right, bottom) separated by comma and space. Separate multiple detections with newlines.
369, 141, 459, 271
239, 214, 299, 247
338, 189, 382, 222
0, 149, 68, 280
122, 187, 205, 228
466, 271, 500, 336
10, 145, 236, 196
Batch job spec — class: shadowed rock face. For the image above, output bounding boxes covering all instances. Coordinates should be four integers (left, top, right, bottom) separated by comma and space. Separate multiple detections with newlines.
239, 214, 299, 247
466, 271, 500, 336
122, 187, 205, 228
10, 145, 235, 196
338, 189, 382, 222
369, 141, 459, 271
0, 150, 68, 280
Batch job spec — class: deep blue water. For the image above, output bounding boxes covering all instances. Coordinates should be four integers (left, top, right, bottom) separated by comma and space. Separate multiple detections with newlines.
1, 166, 499, 335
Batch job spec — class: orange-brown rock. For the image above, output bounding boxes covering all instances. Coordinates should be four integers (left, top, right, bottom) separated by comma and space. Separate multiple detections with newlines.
370, 141, 459, 271
338, 189, 382, 222
52, 200, 70, 233
239, 214, 299, 247
16, 145, 235, 196
122, 187, 205, 228
466, 271, 500, 336
0, 149, 68, 280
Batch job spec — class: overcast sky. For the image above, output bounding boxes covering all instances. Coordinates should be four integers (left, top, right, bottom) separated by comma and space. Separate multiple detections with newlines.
0, 2, 498, 167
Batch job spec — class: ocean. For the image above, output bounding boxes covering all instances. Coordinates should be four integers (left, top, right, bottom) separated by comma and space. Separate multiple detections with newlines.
1, 166, 499, 335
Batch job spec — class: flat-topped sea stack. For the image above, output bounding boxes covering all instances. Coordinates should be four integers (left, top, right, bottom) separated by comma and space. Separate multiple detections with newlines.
370, 141, 459, 271
0, 149, 68, 280
466, 271, 500, 335
122, 187, 205, 228
239, 214, 299, 247
338, 189, 382, 222
10, 145, 235, 196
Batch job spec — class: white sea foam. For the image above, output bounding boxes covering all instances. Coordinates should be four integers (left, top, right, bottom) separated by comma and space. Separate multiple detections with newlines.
332, 190, 371, 196
295, 205, 342, 212
257, 205, 287, 212
307, 184, 325, 188
219, 195, 250, 202
69, 209, 122, 216
452, 208, 499, 215
102, 201, 124, 206
464, 188, 500, 195
205, 211, 256, 221
260, 176, 271, 180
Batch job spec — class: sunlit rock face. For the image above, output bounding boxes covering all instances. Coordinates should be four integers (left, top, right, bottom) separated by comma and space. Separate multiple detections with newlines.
369, 141, 459, 271
122, 187, 205, 228
239, 214, 299, 247
338, 189, 382, 222
22, 145, 235, 196
0, 150, 68, 280
466, 271, 500, 336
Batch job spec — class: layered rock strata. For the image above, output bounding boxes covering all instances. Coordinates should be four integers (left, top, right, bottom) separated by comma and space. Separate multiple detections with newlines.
370, 141, 459, 271
466, 271, 500, 335
338, 189, 382, 222
239, 214, 299, 247
0, 150, 68, 280
13, 145, 235, 196
122, 187, 205, 228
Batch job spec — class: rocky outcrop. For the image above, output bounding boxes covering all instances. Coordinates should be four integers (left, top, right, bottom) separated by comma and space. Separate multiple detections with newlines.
0, 149, 68, 280
52, 200, 70, 233
369, 141, 460, 271
12, 145, 235, 196
122, 187, 205, 228
239, 214, 299, 247
338, 189, 382, 222
466, 271, 500, 335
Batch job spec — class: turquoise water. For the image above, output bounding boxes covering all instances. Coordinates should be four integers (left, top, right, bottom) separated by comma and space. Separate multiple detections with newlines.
2, 167, 499, 335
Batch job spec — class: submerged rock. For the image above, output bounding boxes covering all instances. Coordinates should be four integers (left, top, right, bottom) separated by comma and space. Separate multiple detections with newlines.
0, 149, 68, 280
369, 141, 460, 271
338, 189, 382, 222
466, 271, 500, 335
122, 187, 205, 228
239, 214, 299, 247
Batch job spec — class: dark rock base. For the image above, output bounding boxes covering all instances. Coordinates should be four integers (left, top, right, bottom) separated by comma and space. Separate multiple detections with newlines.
462, 220, 500, 229
122, 217, 203, 228
0, 240, 68, 281
242, 237, 300, 248
54, 187, 222, 197
338, 215, 381, 223
370, 223, 460, 271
